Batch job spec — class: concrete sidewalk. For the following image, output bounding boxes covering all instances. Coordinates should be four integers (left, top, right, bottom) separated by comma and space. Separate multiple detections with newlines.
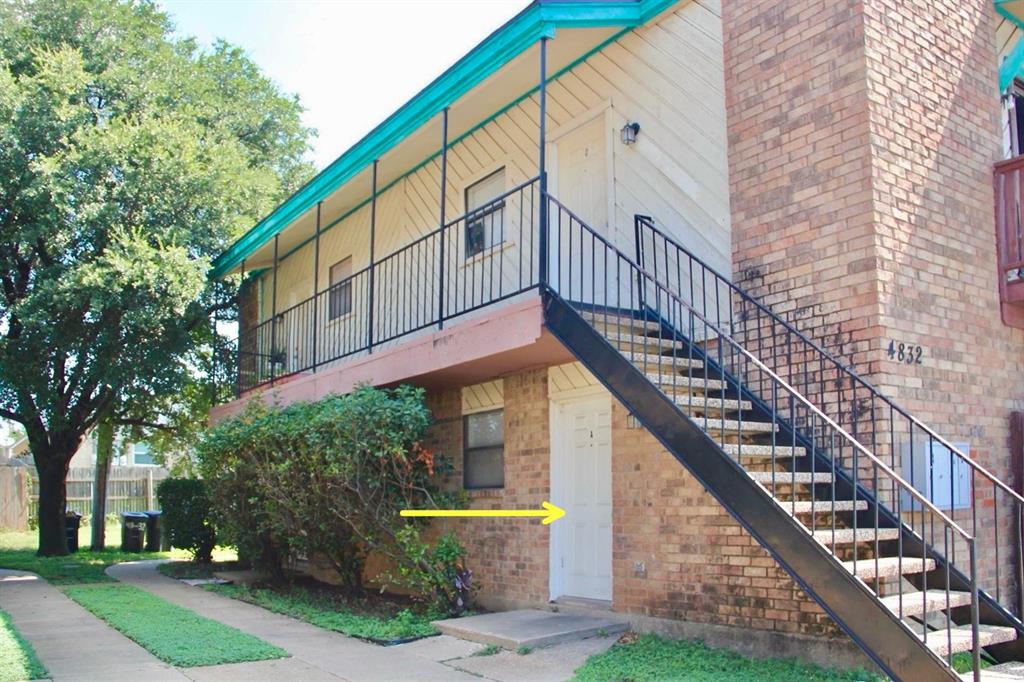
108, 561, 480, 682
0, 569, 186, 682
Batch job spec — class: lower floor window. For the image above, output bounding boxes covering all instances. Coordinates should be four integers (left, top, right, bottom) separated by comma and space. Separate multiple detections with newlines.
464, 409, 504, 489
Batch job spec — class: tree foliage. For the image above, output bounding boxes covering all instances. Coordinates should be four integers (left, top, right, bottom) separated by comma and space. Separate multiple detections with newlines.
0, 0, 315, 554
196, 386, 473, 615
156, 477, 216, 562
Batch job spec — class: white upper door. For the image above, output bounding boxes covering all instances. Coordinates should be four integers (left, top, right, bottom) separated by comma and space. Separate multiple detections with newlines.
552, 393, 613, 601
552, 115, 613, 308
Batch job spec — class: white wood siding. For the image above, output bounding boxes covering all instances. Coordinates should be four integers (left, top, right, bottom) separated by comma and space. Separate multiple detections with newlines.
253, 0, 728, 359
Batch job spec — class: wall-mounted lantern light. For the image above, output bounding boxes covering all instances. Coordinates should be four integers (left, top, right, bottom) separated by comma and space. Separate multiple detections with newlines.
620, 121, 640, 145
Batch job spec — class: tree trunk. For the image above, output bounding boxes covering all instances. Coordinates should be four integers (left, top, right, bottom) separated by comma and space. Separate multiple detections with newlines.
90, 420, 114, 551
35, 457, 70, 556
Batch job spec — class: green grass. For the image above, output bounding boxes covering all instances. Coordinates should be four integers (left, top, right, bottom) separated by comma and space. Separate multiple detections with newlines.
0, 609, 47, 682
206, 583, 439, 642
473, 644, 501, 657
0, 526, 236, 585
571, 634, 883, 682
0, 525, 169, 585
63, 583, 287, 667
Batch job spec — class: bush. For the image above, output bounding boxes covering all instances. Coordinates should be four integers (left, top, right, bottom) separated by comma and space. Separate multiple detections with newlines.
195, 385, 471, 614
156, 478, 216, 562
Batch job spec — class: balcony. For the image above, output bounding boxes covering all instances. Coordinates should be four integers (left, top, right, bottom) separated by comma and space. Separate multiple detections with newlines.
994, 155, 1024, 328
232, 177, 545, 396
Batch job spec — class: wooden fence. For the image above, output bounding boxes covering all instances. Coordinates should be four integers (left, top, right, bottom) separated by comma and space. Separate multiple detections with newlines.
19, 466, 170, 527
0, 466, 30, 530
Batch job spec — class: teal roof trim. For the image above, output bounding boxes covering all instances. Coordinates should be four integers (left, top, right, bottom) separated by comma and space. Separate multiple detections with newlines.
211, 0, 678, 279
997, 1, 1024, 91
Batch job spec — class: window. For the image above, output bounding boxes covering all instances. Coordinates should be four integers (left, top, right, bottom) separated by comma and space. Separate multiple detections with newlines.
329, 256, 352, 320
464, 168, 506, 259
132, 443, 155, 466
463, 409, 504, 489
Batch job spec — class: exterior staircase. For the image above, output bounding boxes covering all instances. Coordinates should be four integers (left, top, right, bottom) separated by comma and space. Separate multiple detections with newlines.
539, 197, 1024, 681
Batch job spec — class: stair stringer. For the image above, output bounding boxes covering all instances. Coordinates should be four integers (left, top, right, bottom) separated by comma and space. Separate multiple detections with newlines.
542, 290, 956, 682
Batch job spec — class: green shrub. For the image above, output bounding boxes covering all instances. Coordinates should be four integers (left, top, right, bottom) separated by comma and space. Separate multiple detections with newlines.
195, 385, 471, 614
156, 478, 216, 562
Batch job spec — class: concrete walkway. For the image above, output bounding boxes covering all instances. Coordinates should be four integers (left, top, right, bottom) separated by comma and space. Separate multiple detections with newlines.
108, 561, 480, 682
0, 569, 187, 682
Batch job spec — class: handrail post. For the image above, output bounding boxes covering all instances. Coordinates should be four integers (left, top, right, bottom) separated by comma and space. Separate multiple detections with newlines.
368, 160, 378, 351
970, 538, 980, 682
312, 202, 321, 371
537, 36, 549, 289
438, 108, 449, 329
634, 214, 651, 313
270, 234, 279, 386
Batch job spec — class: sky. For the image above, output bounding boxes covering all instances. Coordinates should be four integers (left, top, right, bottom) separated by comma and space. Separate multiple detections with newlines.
158, 0, 528, 170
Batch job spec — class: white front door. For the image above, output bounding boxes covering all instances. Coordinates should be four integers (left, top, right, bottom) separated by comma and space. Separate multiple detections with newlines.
551, 393, 613, 601
551, 114, 612, 307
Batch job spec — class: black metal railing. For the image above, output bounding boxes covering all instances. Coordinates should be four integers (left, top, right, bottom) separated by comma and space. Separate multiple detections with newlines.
235, 177, 540, 392
635, 214, 1024, 626
549, 199, 983, 676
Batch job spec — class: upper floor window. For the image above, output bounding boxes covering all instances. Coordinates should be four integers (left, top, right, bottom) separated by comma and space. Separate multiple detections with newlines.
329, 256, 353, 320
465, 168, 506, 259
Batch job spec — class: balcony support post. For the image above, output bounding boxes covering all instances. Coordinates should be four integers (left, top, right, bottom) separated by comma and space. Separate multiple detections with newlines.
270, 234, 279, 386
368, 160, 378, 352
438, 107, 449, 330
312, 201, 321, 372
237, 258, 245, 397
538, 36, 549, 288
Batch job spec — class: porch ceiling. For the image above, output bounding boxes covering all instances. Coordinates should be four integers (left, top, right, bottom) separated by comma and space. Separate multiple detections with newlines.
214, 0, 680, 277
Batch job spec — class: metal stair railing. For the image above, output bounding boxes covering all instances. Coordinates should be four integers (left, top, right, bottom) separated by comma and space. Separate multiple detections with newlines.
547, 196, 982, 679
636, 214, 1024, 624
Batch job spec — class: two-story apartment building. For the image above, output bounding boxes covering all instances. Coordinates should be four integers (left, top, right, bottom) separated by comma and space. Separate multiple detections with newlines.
209, 1, 1024, 679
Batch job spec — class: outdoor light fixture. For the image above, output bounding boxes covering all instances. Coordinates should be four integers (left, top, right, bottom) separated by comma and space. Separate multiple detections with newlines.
620, 121, 640, 145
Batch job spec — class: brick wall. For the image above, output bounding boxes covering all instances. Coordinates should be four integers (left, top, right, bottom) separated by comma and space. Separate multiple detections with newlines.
426, 367, 838, 639
426, 369, 552, 611
724, 0, 1024, 598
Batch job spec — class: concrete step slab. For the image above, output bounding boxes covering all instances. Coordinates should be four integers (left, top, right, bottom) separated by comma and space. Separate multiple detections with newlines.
432, 609, 628, 650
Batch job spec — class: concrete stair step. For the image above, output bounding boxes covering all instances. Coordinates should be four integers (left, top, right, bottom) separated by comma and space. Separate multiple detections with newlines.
671, 395, 753, 414
921, 624, 1017, 658
966, 661, 1024, 680
879, 590, 972, 618
774, 499, 868, 514
624, 352, 703, 370
606, 333, 684, 350
811, 526, 900, 544
750, 471, 832, 485
700, 419, 778, 435
581, 313, 663, 333
842, 556, 936, 580
721, 443, 806, 458
645, 374, 727, 392
432, 609, 628, 650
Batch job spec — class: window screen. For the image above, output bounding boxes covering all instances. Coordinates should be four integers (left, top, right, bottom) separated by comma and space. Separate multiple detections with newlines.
463, 409, 504, 489
464, 168, 506, 259
329, 257, 352, 320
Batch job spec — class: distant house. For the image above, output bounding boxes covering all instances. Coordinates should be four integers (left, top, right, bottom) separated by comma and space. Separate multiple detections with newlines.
208, 1, 1024, 678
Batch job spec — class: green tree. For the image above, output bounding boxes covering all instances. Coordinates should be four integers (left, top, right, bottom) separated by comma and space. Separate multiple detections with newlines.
0, 0, 315, 555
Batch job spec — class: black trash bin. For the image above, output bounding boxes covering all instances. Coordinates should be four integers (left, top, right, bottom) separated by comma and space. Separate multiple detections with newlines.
142, 510, 162, 552
121, 512, 147, 552
65, 511, 82, 553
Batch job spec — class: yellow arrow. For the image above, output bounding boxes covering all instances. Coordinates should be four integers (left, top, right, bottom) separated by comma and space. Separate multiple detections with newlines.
401, 501, 566, 525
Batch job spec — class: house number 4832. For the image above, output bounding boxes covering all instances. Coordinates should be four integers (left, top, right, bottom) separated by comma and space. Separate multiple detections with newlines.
887, 340, 923, 365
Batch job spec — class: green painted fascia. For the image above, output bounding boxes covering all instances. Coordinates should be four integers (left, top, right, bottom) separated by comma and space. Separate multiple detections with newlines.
998, 2, 1024, 91
211, 0, 678, 278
